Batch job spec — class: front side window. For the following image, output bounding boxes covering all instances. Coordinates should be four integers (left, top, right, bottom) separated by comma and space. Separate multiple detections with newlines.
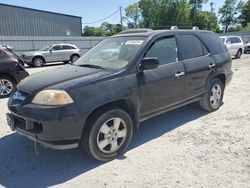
178, 34, 204, 60
145, 37, 177, 65
74, 37, 146, 70
52, 45, 62, 51
226, 38, 232, 44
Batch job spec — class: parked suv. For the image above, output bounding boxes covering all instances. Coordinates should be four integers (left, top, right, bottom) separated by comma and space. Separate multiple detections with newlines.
21, 44, 82, 67
220, 36, 244, 59
7, 29, 233, 161
0, 45, 29, 98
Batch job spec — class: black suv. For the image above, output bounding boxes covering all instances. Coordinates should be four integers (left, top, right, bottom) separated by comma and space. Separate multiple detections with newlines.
0, 46, 29, 98
7, 29, 233, 161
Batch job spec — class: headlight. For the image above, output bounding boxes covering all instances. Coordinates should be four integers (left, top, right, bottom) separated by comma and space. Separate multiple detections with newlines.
32, 90, 74, 105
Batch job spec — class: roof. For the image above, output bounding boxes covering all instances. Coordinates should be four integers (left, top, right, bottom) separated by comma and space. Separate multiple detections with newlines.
0, 3, 82, 19
114, 29, 213, 38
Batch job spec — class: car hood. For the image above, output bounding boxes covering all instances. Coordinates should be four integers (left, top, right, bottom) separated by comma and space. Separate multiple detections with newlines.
17, 65, 111, 94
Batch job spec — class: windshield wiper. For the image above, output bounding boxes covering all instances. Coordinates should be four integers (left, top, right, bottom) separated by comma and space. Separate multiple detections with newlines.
77, 64, 105, 70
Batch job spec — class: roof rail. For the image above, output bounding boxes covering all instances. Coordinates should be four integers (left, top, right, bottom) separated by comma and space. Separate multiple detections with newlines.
192, 26, 199, 30
118, 29, 153, 35
170, 26, 179, 30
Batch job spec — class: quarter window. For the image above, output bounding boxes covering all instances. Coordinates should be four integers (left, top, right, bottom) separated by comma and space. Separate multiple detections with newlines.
178, 34, 204, 60
145, 37, 177, 65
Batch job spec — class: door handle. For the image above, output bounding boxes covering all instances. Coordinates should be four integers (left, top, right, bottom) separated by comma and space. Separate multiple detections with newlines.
209, 63, 216, 69
175, 71, 185, 78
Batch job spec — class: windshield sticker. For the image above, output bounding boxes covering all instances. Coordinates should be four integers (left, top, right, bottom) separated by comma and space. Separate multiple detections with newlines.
125, 40, 144, 45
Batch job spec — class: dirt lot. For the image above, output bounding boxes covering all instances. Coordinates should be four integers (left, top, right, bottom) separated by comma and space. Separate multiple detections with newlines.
0, 56, 250, 188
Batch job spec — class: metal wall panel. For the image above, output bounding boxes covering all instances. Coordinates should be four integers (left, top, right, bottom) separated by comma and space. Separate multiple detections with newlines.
0, 36, 106, 52
0, 4, 82, 36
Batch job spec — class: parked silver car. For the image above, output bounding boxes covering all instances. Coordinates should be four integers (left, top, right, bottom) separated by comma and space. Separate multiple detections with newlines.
220, 36, 244, 59
21, 44, 82, 67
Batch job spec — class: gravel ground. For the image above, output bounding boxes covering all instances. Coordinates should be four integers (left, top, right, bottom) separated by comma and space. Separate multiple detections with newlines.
0, 56, 250, 188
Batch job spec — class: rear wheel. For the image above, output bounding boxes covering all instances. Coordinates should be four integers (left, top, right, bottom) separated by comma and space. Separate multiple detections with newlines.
83, 108, 133, 161
235, 49, 242, 59
200, 78, 224, 112
70, 54, 79, 63
32, 57, 45, 67
0, 76, 16, 98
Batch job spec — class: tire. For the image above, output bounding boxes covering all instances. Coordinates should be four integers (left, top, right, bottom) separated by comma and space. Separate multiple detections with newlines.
235, 49, 242, 59
83, 108, 133, 161
199, 78, 224, 112
0, 75, 16, 98
32, 57, 45, 67
70, 54, 79, 63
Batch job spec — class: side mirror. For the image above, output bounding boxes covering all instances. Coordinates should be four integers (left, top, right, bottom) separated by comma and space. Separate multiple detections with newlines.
139, 57, 159, 71
49, 49, 53, 53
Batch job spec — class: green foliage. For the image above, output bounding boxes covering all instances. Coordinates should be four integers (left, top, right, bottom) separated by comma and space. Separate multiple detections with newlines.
189, 0, 208, 23
218, 0, 244, 32
125, 3, 142, 28
82, 26, 103, 36
240, 0, 250, 27
138, 0, 191, 28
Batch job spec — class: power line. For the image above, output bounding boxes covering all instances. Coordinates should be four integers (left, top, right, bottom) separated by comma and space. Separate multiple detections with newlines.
82, 9, 120, 25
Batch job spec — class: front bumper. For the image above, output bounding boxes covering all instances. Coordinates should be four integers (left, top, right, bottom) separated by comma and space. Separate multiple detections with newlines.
7, 97, 87, 149
21, 55, 33, 64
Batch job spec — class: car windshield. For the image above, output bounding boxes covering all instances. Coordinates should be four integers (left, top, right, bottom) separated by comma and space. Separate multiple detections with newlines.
74, 37, 146, 70
39, 45, 52, 51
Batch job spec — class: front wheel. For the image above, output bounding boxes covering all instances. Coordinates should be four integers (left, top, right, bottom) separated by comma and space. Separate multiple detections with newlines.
200, 78, 224, 112
83, 108, 133, 161
32, 57, 45, 67
0, 76, 16, 98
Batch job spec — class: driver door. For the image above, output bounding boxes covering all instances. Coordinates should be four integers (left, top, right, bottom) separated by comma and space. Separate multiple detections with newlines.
138, 36, 185, 116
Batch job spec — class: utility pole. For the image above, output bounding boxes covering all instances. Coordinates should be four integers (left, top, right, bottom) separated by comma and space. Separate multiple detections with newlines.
210, 2, 215, 31
119, 6, 123, 31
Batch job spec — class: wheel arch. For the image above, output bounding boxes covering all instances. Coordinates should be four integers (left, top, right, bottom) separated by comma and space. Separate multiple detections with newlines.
206, 72, 226, 90
32, 55, 46, 63
0, 72, 17, 84
83, 99, 139, 137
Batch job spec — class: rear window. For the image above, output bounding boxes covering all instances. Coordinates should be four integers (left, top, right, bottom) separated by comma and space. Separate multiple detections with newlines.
178, 34, 205, 60
199, 32, 227, 54
62, 45, 76, 50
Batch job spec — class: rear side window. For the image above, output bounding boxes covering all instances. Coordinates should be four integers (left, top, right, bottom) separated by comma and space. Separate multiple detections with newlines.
178, 34, 204, 60
145, 37, 177, 65
199, 32, 227, 54
62, 45, 76, 50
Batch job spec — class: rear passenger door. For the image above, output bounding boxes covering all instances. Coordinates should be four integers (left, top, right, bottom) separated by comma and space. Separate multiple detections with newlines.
139, 36, 185, 115
62, 45, 74, 61
177, 33, 215, 100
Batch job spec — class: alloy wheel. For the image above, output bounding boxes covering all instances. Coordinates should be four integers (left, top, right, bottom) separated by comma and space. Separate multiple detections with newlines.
97, 117, 127, 154
0, 79, 14, 96
210, 84, 222, 107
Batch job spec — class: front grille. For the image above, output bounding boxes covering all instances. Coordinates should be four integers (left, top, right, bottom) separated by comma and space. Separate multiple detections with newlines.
13, 115, 43, 134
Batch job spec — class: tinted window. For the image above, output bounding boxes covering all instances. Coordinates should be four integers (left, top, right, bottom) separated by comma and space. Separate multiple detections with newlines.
178, 34, 204, 60
199, 32, 227, 54
52, 45, 62, 51
145, 37, 177, 65
226, 38, 232, 44
62, 45, 76, 50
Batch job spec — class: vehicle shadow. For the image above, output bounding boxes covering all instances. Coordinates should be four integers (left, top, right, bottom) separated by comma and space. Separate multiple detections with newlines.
0, 103, 208, 187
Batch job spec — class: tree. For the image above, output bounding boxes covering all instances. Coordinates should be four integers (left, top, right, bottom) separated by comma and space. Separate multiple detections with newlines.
125, 3, 142, 28
138, 0, 191, 28
240, 0, 250, 27
218, 0, 244, 32
189, 0, 208, 24
82, 26, 103, 36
